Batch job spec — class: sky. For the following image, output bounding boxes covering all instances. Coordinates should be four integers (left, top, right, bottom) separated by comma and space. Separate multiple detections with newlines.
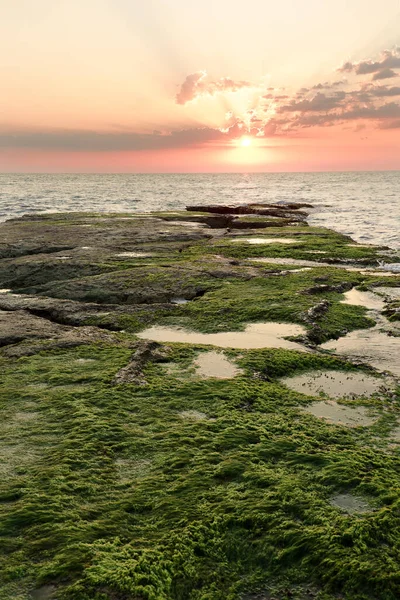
1, 0, 400, 172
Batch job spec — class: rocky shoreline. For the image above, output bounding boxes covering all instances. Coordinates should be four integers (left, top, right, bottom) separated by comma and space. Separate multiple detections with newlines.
1, 205, 400, 600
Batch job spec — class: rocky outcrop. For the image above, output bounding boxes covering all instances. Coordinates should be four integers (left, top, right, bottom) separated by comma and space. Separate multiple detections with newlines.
112, 341, 170, 385
303, 282, 354, 295
186, 203, 309, 221
0, 308, 119, 356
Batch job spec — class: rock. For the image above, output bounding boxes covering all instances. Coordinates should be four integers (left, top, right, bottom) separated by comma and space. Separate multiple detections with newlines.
0, 293, 175, 330
112, 341, 170, 385
186, 204, 308, 221
0, 309, 119, 355
303, 282, 353, 294
305, 300, 331, 323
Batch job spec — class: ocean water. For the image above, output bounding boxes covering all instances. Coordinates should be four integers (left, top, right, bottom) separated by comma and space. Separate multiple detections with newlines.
0, 172, 399, 249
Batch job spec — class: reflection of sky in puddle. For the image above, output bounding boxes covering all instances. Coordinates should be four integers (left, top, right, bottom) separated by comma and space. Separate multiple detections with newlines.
341, 289, 385, 311
375, 287, 400, 300
232, 238, 298, 244
322, 321, 400, 376
115, 252, 154, 258
281, 370, 386, 399
302, 399, 376, 427
137, 322, 309, 350
331, 493, 372, 514
194, 351, 241, 379
179, 410, 208, 421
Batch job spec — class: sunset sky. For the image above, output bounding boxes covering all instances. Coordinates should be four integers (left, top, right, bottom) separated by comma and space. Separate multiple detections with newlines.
1, 0, 400, 172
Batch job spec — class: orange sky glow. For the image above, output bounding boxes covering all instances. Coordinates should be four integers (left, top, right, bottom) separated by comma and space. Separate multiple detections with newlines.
1, 0, 400, 172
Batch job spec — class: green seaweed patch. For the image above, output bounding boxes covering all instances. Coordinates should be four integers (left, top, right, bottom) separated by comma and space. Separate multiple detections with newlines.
1, 342, 400, 598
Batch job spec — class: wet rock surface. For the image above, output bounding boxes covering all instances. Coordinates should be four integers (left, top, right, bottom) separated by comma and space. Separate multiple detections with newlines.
112, 341, 170, 385
0, 208, 400, 600
186, 202, 310, 221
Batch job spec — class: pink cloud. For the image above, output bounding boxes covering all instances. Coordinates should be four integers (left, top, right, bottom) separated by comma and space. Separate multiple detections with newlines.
176, 72, 253, 104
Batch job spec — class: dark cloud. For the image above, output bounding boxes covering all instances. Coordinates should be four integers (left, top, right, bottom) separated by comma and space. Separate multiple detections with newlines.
369, 86, 400, 97
293, 101, 400, 128
176, 71, 252, 105
278, 92, 346, 113
0, 127, 228, 152
263, 93, 288, 100
338, 47, 400, 77
372, 68, 397, 80
378, 119, 400, 129
312, 80, 346, 90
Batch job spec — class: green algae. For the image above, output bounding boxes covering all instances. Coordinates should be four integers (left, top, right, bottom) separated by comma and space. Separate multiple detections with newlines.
1, 211, 400, 599
1, 343, 399, 599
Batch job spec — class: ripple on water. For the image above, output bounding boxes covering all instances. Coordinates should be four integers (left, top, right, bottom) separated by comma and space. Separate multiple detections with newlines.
137, 322, 309, 351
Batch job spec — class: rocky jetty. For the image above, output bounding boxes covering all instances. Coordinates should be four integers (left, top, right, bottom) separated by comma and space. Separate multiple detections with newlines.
0, 206, 399, 600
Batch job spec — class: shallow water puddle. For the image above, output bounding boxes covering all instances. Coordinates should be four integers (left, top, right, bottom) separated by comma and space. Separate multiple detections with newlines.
74, 358, 97, 364
331, 493, 373, 514
375, 286, 400, 300
341, 288, 385, 311
347, 243, 374, 247
179, 410, 208, 421
248, 257, 333, 267
281, 370, 386, 399
115, 251, 154, 258
248, 257, 400, 275
232, 237, 298, 244
13, 411, 39, 423
302, 400, 376, 427
321, 322, 400, 376
389, 426, 400, 442
137, 322, 309, 350
345, 268, 400, 277
31, 585, 56, 600
194, 351, 242, 379
116, 458, 152, 482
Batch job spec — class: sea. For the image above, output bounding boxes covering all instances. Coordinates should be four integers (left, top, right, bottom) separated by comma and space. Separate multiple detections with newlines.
0, 171, 399, 250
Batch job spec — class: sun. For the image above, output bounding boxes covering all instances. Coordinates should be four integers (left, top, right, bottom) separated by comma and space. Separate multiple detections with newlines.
240, 136, 252, 147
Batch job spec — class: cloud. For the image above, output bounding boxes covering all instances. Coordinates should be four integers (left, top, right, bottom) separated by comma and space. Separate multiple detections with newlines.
372, 68, 397, 80
312, 79, 346, 90
278, 92, 346, 112
378, 119, 400, 129
176, 71, 253, 104
369, 86, 400, 97
3, 45, 400, 156
338, 47, 400, 77
293, 101, 400, 129
0, 127, 228, 152
176, 71, 207, 105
